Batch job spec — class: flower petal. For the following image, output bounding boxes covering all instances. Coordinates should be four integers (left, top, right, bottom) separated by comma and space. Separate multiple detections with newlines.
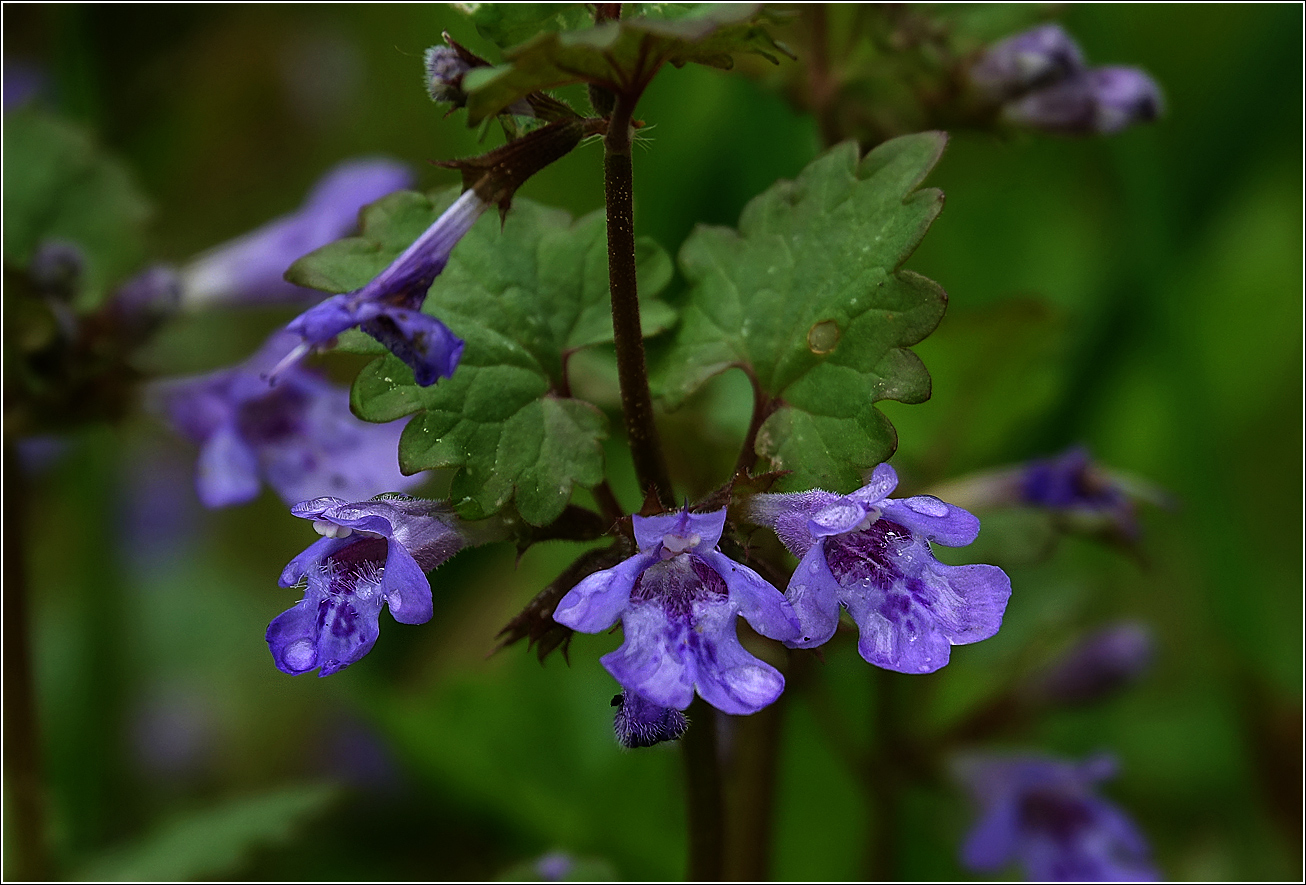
741, 490, 839, 557
848, 462, 899, 506
783, 543, 845, 648
632, 508, 727, 554
690, 598, 785, 715
195, 424, 261, 507
699, 550, 799, 643
920, 562, 1012, 644
960, 797, 1022, 872
380, 541, 433, 625
807, 497, 869, 538
554, 551, 656, 633
278, 535, 351, 587
880, 496, 981, 546
844, 586, 953, 673
600, 600, 695, 710
360, 309, 466, 387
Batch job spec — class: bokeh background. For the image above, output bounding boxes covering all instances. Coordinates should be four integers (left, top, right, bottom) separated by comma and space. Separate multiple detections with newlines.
3, 3, 1301, 880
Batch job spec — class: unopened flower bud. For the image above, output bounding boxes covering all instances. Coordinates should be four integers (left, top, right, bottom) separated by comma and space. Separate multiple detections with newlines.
970, 24, 1085, 100
1004, 66, 1163, 136
1027, 621, 1154, 705
425, 45, 473, 106
29, 239, 86, 301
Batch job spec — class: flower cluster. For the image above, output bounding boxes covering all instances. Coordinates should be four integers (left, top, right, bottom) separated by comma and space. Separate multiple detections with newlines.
971, 24, 1163, 135
154, 330, 419, 508
745, 463, 1012, 674
956, 752, 1159, 881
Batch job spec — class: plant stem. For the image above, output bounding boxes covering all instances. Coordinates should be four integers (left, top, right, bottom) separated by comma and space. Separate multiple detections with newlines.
2, 444, 54, 881
681, 696, 725, 880
603, 94, 675, 509
722, 678, 787, 880
732, 374, 775, 479
865, 668, 904, 880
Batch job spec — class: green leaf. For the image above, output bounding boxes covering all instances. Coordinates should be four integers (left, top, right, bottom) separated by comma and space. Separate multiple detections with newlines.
659, 133, 949, 493
462, 3, 793, 123
312, 187, 671, 525
2, 108, 151, 309
77, 783, 337, 881
467, 3, 596, 50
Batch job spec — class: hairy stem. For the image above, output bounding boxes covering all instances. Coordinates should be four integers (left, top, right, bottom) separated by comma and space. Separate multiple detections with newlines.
2, 444, 53, 881
604, 94, 675, 509
681, 696, 725, 880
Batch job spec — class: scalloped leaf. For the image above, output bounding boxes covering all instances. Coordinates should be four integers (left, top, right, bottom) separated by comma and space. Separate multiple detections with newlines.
460, 3, 793, 123
658, 132, 949, 493
292, 187, 672, 525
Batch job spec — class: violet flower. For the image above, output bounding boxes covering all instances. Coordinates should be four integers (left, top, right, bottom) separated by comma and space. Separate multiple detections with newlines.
553, 508, 802, 716
956, 752, 1159, 881
154, 330, 421, 508
1004, 66, 1163, 135
744, 463, 1012, 674
273, 187, 490, 387
1020, 445, 1143, 538
1027, 621, 1154, 706
611, 690, 690, 749
179, 158, 415, 308
268, 494, 470, 676
970, 24, 1086, 100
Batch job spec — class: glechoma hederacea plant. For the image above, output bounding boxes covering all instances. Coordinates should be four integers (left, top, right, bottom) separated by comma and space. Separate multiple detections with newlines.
3, 4, 1174, 880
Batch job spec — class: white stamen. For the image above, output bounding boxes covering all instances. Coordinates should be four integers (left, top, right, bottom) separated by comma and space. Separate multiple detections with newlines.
313, 519, 353, 539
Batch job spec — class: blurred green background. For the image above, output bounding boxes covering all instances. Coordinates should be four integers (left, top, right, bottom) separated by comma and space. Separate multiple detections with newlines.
3, 3, 1301, 880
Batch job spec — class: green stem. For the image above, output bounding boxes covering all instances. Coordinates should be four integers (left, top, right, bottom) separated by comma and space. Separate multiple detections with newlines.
681, 697, 725, 880
603, 94, 675, 509
2, 444, 54, 881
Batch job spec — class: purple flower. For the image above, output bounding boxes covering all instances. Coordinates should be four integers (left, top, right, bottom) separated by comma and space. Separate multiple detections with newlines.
268, 494, 467, 676
956, 753, 1159, 881
1020, 445, 1142, 538
744, 463, 1012, 674
179, 158, 415, 308
1027, 621, 1154, 706
1004, 66, 1163, 135
970, 24, 1086, 100
154, 330, 422, 508
553, 508, 802, 715
611, 690, 690, 749
273, 188, 489, 387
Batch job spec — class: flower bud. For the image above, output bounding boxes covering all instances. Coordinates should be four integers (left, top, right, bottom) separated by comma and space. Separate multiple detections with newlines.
970, 24, 1085, 100
28, 239, 86, 301
1004, 66, 1163, 136
424, 45, 473, 106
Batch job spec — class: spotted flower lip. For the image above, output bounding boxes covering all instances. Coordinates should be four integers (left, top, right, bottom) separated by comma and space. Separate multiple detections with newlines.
553, 508, 801, 716
272, 188, 489, 387
267, 495, 467, 676
743, 463, 1012, 674
153, 329, 421, 508
180, 158, 415, 309
955, 752, 1159, 881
